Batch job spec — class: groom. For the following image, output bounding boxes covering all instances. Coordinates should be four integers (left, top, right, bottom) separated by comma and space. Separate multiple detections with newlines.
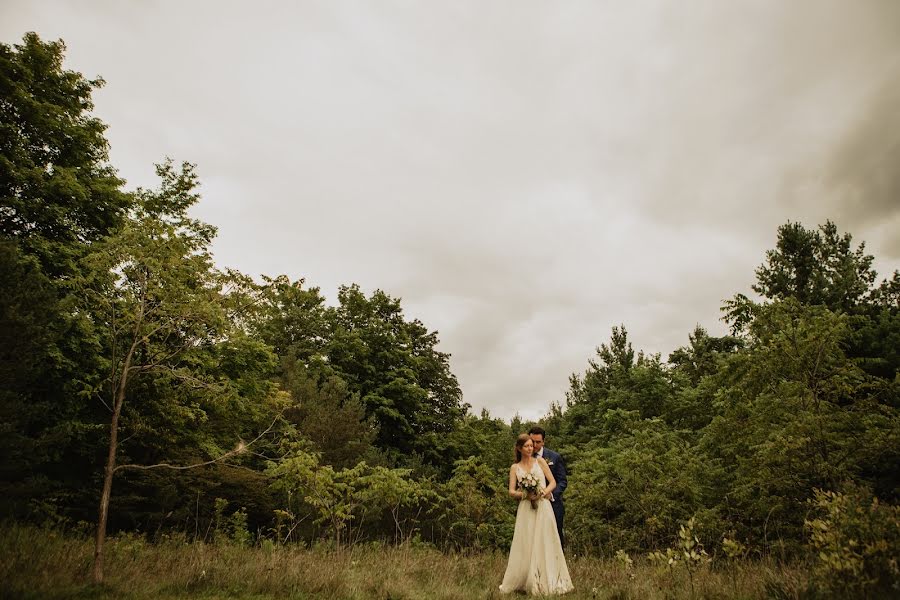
529, 426, 567, 547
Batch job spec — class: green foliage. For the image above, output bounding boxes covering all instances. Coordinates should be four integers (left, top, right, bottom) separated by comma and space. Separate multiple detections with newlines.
456, 409, 518, 474
439, 457, 514, 551
563, 325, 676, 449
614, 548, 634, 571
0, 33, 131, 521
648, 518, 711, 598
567, 417, 718, 553
358, 465, 437, 543
250, 274, 328, 367
266, 446, 438, 547
210, 498, 252, 546
702, 300, 899, 551
0, 240, 66, 515
721, 536, 747, 561
249, 276, 468, 471
804, 487, 900, 598
0, 33, 131, 276
77, 159, 279, 471
668, 326, 743, 389
213, 497, 228, 540
847, 271, 900, 387
677, 518, 711, 568
281, 369, 378, 470
324, 285, 468, 463
752, 220, 876, 313
226, 507, 252, 547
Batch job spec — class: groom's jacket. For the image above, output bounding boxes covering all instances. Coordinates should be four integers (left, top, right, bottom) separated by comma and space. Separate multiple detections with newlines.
540, 448, 567, 502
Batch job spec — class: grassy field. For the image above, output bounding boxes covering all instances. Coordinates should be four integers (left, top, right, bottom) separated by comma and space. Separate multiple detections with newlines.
0, 525, 811, 599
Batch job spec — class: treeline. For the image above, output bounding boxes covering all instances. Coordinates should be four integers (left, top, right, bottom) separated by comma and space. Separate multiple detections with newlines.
2, 33, 899, 594
554, 229, 899, 554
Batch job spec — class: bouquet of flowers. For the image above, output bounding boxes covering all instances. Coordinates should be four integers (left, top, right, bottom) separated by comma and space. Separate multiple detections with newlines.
517, 472, 542, 510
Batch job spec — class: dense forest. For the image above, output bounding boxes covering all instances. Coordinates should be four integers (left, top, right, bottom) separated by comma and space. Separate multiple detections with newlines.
2, 33, 898, 596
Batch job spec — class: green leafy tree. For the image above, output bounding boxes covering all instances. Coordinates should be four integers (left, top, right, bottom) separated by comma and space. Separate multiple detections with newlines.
271, 452, 368, 547
324, 285, 467, 462
668, 326, 743, 388
250, 274, 328, 368
1, 33, 131, 519
78, 161, 276, 582
850, 270, 900, 382
283, 370, 378, 469
703, 300, 899, 550
248, 276, 380, 468
724, 220, 898, 388
0, 240, 63, 515
250, 279, 468, 469
752, 220, 876, 313
454, 409, 516, 474
563, 325, 675, 449
1, 33, 130, 276
666, 327, 742, 430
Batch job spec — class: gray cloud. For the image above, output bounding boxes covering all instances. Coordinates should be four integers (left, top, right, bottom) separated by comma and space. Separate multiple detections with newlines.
3, 0, 897, 420
825, 79, 900, 256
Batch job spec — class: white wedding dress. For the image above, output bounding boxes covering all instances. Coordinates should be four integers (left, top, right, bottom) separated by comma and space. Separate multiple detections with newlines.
499, 461, 573, 595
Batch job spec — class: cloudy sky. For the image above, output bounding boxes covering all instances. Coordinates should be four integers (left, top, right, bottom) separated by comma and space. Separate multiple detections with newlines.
4, 1, 898, 420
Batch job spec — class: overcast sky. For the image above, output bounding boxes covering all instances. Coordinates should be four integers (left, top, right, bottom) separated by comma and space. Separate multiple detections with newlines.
4, 1, 898, 421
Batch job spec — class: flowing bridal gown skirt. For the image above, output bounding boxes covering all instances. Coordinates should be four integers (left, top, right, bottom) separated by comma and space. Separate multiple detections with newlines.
499, 497, 573, 595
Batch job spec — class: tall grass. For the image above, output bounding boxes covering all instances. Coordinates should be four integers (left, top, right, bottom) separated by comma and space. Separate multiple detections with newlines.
0, 525, 809, 599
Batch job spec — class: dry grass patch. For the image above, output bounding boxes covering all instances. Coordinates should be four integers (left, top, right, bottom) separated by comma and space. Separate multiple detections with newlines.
1, 525, 808, 599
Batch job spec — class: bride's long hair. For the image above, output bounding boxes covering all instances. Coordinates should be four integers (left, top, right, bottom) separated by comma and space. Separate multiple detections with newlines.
514, 433, 532, 463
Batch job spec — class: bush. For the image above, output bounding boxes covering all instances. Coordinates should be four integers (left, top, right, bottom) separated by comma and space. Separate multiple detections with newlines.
804, 487, 900, 597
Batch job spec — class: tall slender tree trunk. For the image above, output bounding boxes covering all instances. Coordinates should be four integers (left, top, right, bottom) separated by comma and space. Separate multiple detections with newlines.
92, 346, 134, 584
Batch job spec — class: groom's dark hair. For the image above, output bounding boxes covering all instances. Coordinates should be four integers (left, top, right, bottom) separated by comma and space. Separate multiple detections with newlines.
528, 426, 546, 438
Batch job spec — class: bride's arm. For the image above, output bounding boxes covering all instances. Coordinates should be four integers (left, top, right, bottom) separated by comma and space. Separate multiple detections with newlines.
508, 465, 524, 501
538, 458, 556, 499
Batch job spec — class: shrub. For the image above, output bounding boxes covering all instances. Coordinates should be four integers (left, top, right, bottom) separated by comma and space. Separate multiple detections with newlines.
804, 487, 900, 597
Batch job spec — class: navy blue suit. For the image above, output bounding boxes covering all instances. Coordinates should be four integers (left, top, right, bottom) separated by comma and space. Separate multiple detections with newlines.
538, 448, 567, 547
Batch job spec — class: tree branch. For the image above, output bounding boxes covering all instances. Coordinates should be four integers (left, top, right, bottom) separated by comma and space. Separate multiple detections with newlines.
113, 413, 282, 474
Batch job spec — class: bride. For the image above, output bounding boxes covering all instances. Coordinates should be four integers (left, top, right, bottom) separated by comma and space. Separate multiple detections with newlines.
499, 434, 573, 595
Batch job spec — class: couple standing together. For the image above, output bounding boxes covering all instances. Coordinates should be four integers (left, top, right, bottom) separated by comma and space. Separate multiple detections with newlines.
499, 427, 573, 595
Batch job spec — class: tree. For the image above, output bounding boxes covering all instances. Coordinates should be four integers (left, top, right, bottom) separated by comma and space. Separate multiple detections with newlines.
668, 326, 742, 388
869, 271, 900, 310
455, 409, 517, 474
283, 370, 378, 470
323, 285, 467, 462
752, 221, 876, 312
848, 270, 900, 382
0, 239, 63, 516
725, 221, 898, 383
665, 327, 743, 430
249, 278, 467, 466
1, 32, 130, 277
250, 274, 328, 366
703, 300, 899, 550
78, 160, 262, 582
358, 466, 435, 544
566, 418, 716, 553
0, 32, 132, 521
562, 325, 675, 448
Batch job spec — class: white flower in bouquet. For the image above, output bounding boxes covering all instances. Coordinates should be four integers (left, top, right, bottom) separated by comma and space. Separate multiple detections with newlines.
517, 472, 542, 509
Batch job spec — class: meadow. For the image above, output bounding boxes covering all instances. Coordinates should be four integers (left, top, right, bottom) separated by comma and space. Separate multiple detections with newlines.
0, 525, 812, 600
